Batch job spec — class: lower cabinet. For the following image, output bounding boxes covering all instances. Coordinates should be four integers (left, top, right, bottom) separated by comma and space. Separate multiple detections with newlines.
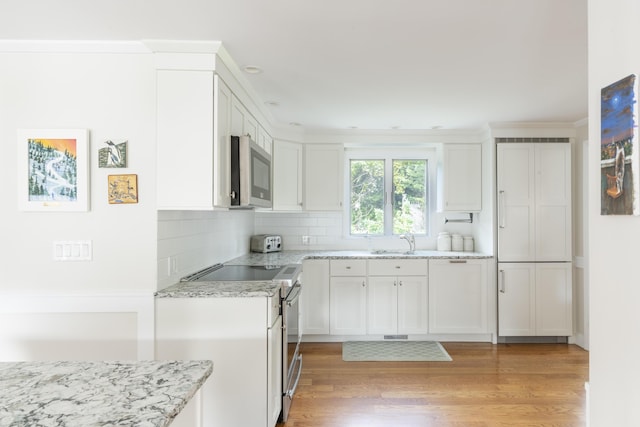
155, 295, 281, 427
300, 259, 330, 335
498, 262, 572, 336
329, 259, 367, 335
428, 259, 489, 334
367, 259, 428, 335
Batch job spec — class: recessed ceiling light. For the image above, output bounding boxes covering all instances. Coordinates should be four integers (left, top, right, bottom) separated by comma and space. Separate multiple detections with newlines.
243, 65, 263, 74
390, 125, 400, 130
264, 101, 279, 107
348, 126, 358, 129
431, 125, 443, 130
289, 122, 301, 127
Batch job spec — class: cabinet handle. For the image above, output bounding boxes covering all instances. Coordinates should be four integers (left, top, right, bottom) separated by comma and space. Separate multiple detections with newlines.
499, 270, 506, 293
399, 280, 403, 286
498, 190, 506, 229
362, 281, 366, 287
395, 265, 401, 269
394, 281, 397, 287
346, 266, 351, 269
449, 259, 467, 263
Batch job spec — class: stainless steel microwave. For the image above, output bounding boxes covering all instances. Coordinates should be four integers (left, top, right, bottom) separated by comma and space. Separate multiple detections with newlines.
230, 135, 272, 208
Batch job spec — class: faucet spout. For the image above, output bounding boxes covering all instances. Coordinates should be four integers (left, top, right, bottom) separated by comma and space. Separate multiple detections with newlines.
399, 234, 416, 253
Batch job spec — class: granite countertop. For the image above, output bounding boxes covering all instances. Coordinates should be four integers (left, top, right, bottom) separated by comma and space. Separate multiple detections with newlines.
227, 249, 493, 266
0, 360, 212, 427
156, 250, 493, 299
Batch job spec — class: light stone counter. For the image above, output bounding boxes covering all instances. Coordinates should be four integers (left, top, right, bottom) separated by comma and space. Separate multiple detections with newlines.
0, 360, 212, 427
156, 250, 494, 299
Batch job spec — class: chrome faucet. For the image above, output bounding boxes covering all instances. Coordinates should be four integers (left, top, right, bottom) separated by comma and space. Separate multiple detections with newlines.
399, 233, 415, 253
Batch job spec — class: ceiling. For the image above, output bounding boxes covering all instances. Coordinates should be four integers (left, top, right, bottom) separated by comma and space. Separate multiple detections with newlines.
0, 0, 588, 132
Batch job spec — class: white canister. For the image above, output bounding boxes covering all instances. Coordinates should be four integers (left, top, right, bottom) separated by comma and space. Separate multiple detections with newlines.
437, 232, 451, 251
451, 234, 463, 251
463, 235, 474, 252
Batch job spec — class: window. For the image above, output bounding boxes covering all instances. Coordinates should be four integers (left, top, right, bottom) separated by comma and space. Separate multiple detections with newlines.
348, 151, 429, 236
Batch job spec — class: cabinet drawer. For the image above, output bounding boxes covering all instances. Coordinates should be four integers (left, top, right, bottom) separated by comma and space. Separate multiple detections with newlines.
368, 259, 428, 276
330, 259, 367, 276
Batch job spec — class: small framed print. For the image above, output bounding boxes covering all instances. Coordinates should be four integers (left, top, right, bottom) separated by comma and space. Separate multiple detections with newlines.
108, 174, 138, 204
18, 128, 90, 212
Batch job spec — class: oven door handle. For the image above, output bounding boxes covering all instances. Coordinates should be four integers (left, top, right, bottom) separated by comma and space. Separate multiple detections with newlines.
286, 283, 302, 307
286, 354, 303, 398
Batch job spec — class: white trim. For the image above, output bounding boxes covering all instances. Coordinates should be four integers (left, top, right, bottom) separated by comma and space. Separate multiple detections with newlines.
0, 293, 155, 359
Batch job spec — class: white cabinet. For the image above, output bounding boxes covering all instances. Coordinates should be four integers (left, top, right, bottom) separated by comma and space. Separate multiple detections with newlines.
437, 143, 482, 212
367, 260, 428, 335
231, 95, 258, 141
155, 295, 281, 427
156, 70, 231, 209
267, 315, 282, 426
497, 143, 572, 262
304, 144, 344, 211
273, 140, 303, 211
300, 259, 330, 334
498, 262, 572, 336
329, 260, 367, 335
428, 259, 489, 334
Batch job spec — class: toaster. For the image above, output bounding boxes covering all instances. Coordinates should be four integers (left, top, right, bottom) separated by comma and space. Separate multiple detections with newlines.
250, 234, 282, 253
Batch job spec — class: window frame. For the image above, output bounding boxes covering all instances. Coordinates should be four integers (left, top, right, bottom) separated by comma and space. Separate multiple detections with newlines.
343, 147, 437, 239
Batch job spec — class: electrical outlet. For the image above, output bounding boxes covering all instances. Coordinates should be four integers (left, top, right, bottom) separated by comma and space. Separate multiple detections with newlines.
301, 236, 311, 245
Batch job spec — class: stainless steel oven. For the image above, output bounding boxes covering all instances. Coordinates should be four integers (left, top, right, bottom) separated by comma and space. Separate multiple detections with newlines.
282, 278, 302, 422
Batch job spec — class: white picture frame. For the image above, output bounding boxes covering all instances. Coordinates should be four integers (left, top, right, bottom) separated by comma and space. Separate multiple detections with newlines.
17, 128, 90, 212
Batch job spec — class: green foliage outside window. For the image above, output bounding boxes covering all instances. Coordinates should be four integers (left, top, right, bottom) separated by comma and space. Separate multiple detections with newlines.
350, 158, 427, 236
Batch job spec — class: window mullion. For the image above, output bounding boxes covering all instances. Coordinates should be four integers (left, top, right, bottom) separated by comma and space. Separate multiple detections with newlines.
384, 157, 393, 236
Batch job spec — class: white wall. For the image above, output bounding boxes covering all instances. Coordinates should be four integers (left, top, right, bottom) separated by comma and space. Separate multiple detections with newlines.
157, 210, 255, 290
588, 0, 640, 425
0, 45, 157, 360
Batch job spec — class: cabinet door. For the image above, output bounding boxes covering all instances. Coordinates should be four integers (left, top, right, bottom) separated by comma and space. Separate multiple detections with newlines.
304, 144, 344, 211
535, 144, 572, 261
535, 263, 572, 336
157, 69, 214, 209
267, 315, 282, 427
330, 276, 367, 335
273, 140, 303, 211
439, 144, 482, 211
397, 276, 429, 334
498, 263, 536, 336
300, 260, 330, 335
367, 277, 398, 335
497, 144, 536, 261
429, 259, 488, 334
213, 76, 231, 207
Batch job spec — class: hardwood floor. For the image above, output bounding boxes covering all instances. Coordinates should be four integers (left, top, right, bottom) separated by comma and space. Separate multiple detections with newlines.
278, 342, 589, 427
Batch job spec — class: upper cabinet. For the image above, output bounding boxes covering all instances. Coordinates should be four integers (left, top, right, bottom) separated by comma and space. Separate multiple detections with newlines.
155, 51, 272, 211
273, 140, 303, 211
304, 144, 344, 211
437, 143, 482, 212
157, 69, 231, 209
497, 143, 572, 262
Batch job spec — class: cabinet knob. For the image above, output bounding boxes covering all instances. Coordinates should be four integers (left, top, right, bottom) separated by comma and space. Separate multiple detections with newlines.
395, 265, 401, 269
346, 266, 351, 269
362, 281, 365, 287
399, 281, 403, 286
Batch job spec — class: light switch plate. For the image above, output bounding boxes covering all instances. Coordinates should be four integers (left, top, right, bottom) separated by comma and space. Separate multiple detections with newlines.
53, 240, 92, 261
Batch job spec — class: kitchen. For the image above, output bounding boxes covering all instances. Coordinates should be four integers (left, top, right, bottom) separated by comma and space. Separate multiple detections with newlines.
0, 0, 635, 426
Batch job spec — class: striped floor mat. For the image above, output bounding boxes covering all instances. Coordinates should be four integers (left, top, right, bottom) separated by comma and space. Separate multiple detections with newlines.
342, 340, 452, 362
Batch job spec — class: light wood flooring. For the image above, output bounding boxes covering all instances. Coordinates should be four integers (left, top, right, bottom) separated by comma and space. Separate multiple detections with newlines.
278, 342, 589, 427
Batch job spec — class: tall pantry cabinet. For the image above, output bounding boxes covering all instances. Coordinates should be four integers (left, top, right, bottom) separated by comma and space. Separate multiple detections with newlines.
496, 142, 573, 337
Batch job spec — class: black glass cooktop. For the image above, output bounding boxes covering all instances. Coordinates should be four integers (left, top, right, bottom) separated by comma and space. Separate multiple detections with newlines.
182, 264, 283, 282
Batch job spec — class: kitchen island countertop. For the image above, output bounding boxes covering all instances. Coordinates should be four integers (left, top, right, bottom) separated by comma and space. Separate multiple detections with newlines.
0, 360, 212, 427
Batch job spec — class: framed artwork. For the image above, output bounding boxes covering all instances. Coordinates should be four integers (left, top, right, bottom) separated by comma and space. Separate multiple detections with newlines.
98, 140, 127, 168
601, 74, 639, 215
17, 129, 90, 212
108, 174, 138, 204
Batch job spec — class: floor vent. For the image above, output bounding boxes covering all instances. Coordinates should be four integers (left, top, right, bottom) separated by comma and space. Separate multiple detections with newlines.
383, 335, 408, 340
495, 137, 570, 143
